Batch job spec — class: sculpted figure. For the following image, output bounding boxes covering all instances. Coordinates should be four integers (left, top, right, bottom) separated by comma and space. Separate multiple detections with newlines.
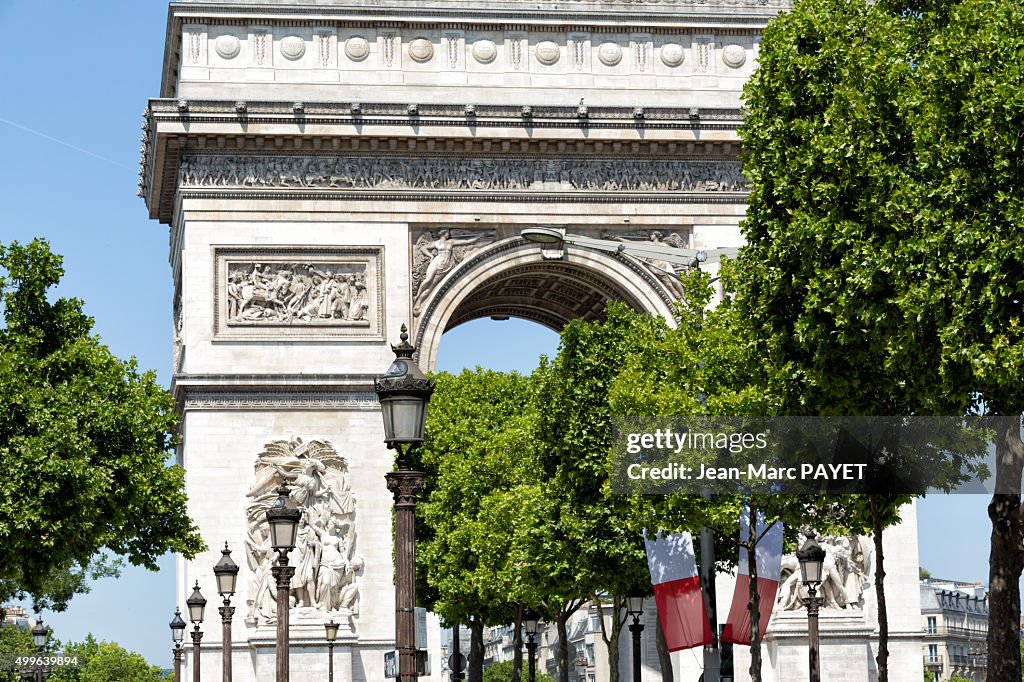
775, 534, 871, 612
244, 437, 361, 623
290, 517, 320, 608
610, 231, 689, 299
315, 519, 355, 610
349, 277, 369, 321
412, 229, 492, 315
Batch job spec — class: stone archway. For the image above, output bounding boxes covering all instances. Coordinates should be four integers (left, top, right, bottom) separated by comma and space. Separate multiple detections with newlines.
414, 236, 676, 371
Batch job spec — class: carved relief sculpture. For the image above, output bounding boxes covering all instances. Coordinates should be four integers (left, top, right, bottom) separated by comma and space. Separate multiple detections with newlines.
180, 154, 747, 193
213, 247, 383, 341
412, 229, 496, 315
607, 230, 690, 300
776, 534, 871, 611
244, 438, 363, 626
226, 261, 370, 325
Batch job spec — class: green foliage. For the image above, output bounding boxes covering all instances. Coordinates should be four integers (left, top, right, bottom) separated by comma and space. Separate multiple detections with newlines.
482, 660, 553, 682
737, 0, 1024, 677
0, 621, 38, 682
47, 635, 170, 682
0, 239, 203, 609
418, 368, 551, 626
535, 305, 682, 602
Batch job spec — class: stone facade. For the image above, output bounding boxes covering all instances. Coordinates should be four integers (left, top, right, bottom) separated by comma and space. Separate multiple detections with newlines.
140, 0, 921, 680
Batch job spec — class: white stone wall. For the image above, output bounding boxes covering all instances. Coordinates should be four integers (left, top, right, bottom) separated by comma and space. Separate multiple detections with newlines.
176, 22, 760, 108
156, 2, 918, 681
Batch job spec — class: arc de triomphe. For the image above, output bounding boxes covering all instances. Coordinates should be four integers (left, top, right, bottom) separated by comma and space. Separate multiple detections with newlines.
139, 0, 923, 680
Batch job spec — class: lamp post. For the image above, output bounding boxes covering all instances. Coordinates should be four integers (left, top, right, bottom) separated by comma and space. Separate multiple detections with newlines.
171, 608, 187, 682
213, 542, 240, 682
449, 625, 465, 681
626, 593, 645, 682
523, 611, 539, 682
796, 531, 826, 682
375, 324, 435, 682
520, 227, 738, 267
266, 484, 301, 682
31, 620, 47, 682
325, 620, 339, 682
187, 582, 207, 682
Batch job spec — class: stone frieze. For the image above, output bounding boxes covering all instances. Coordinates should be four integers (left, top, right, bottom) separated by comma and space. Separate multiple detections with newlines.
181, 154, 747, 193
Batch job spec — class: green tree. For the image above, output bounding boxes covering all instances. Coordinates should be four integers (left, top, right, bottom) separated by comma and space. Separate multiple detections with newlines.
735, 0, 1003, 678
534, 306, 699, 682
483, 660, 553, 682
418, 369, 551, 682
0, 620, 38, 682
0, 239, 203, 609
47, 635, 170, 682
607, 277, 865, 682
898, 3, 1024, 677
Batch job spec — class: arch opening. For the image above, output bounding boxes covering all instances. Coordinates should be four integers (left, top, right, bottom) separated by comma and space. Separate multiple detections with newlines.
415, 238, 675, 371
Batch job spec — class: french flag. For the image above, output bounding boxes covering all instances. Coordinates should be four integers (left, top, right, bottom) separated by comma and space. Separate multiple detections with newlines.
721, 510, 784, 646
644, 531, 713, 651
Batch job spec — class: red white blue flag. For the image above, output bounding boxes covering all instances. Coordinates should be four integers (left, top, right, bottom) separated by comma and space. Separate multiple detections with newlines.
644, 531, 713, 651
721, 509, 784, 646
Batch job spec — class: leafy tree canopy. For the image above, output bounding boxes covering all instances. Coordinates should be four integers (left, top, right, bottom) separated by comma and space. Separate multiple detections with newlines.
47, 635, 170, 682
418, 368, 552, 626
735, 0, 1024, 678
0, 239, 203, 609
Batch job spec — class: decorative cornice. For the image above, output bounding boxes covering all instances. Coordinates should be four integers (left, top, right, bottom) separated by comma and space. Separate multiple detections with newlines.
148, 99, 744, 125
175, 372, 379, 384
172, 373, 381, 411
141, 100, 747, 221
180, 390, 380, 411
180, 189, 746, 203
166, 1, 788, 34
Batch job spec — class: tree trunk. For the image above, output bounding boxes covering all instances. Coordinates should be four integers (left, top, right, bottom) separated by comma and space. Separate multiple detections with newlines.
468, 616, 485, 682
595, 595, 627, 682
655, 612, 673, 682
871, 496, 889, 682
556, 610, 570, 682
986, 417, 1024, 682
512, 605, 523, 682
607, 605, 623, 682
747, 501, 762, 682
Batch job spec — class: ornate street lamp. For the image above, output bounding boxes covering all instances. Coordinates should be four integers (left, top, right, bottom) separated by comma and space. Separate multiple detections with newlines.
796, 531, 826, 682
523, 611, 540, 682
325, 620, 339, 682
31, 620, 47, 649
626, 592, 645, 682
187, 582, 207, 682
31, 620, 48, 682
214, 542, 240, 682
266, 484, 301, 682
375, 324, 435, 682
171, 608, 187, 682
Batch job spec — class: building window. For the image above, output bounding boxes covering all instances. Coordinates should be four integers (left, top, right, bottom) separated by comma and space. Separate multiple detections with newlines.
927, 616, 937, 634
585, 643, 594, 666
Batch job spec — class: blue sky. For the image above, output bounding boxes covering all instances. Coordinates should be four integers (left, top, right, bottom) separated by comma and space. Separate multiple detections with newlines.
0, 0, 992, 667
